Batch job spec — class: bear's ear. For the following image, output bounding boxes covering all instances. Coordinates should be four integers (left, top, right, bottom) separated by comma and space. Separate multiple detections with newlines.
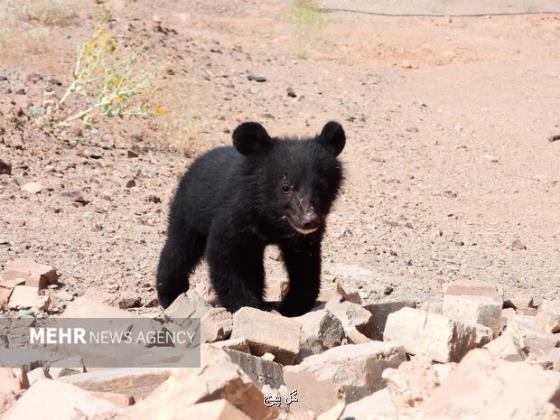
232, 122, 272, 156
318, 121, 345, 156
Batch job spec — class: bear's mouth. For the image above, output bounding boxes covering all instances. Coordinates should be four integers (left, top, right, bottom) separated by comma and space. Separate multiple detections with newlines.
285, 215, 319, 235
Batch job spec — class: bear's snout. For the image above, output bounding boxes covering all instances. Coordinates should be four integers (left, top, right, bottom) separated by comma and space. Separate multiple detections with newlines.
301, 210, 319, 230
287, 208, 320, 234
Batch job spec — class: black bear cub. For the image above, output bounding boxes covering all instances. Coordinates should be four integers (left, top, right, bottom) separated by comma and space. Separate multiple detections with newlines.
157, 121, 345, 317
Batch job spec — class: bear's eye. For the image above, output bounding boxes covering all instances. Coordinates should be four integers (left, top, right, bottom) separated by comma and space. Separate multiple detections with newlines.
280, 183, 292, 193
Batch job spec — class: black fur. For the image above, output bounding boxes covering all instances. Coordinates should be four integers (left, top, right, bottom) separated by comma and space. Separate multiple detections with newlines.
156, 121, 345, 316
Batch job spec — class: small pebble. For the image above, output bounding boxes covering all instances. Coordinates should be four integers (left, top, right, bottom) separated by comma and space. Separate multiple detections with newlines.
247, 74, 266, 82
21, 182, 43, 194
125, 177, 136, 188
118, 292, 142, 309
0, 159, 11, 175
18, 309, 35, 316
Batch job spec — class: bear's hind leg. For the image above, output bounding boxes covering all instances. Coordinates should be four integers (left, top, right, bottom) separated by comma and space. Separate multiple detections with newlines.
156, 229, 206, 308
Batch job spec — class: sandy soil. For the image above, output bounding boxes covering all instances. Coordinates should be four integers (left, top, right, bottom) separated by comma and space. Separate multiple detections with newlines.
1, 0, 560, 315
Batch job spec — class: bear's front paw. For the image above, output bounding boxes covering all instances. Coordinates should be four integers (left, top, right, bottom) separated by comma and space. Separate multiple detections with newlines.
260, 301, 281, 314
278, 300, 314, 317
157, 292, 175, 309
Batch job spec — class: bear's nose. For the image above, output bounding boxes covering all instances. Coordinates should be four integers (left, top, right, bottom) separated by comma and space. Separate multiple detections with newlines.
301, 211, 319, 229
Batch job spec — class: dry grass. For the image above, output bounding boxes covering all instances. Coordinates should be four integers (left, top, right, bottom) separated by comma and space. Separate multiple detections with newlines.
46, 20, 169, 131
519, 1, 538, 13
289, 0, 326, 59
0, 0, 188, 150
56, 28, 145, 123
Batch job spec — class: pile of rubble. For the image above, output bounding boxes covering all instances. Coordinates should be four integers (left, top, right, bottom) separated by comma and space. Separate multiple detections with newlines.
1, 260, 559, 419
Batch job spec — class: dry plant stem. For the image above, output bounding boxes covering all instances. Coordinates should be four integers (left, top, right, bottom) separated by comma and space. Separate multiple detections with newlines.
56, 44, 92, 112
54, 27, 154, 127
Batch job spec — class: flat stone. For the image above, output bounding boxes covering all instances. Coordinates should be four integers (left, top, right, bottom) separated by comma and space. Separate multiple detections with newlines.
4, 259, 58, 289
62, 296, 131, 318
284, 341, 406, 416
164, 292, 211, 318
484, 333, 526, 361
4, 379, 118, 420
59, 367, 172, 398
210, 338, 250, 353
443, 294, 502, 336
420, 349, 560, 419
535, 300, 560, 334
128, 346, 276, 420
8, 286, 49, 310
384, 307, 481, 363
506, 314, 559, 356
201, 307, 233, 343
325, 296, 374, 338
363, 300, 417, 340
295, 309, 344, 359
341, 388, 397, 420
232, 307, 300, 365
224, 348, 284, 389
0, 271, 27, 289
443, 280, 503, 304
